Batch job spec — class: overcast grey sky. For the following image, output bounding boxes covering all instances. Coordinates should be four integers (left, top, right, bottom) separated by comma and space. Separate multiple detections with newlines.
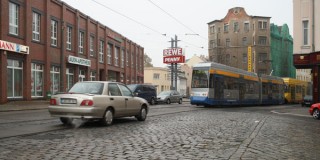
61, 0, 293, 67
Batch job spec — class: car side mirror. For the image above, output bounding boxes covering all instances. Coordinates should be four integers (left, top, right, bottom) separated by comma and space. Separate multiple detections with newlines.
133, 92, 138, 97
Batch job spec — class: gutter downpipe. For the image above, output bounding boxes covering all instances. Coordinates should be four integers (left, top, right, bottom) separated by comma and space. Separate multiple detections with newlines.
312, 0, 315, 52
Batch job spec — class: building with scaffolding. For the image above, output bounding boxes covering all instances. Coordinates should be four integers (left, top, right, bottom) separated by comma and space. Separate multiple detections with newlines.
270, 24, 295, 78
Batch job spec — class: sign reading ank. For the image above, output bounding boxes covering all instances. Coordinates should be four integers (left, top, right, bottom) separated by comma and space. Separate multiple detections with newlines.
163, 48, 185, 64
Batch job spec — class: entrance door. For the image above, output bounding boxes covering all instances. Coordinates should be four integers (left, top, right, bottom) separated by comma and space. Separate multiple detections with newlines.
7, 59, 23, 98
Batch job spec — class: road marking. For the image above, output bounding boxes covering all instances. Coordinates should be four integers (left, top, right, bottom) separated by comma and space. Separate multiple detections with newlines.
270, 110, 310, 118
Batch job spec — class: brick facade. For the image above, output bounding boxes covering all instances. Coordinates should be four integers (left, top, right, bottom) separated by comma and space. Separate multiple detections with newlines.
0, 0, 144, 104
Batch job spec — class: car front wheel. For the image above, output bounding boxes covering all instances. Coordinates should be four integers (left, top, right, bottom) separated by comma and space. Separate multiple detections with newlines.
178, 98, 182, 104
100, 108, 114, 126
60, 117, 73, 125
312, 108, 320, 120
136, 106, 147, 121
166, 99, 171, 104
150, 98, 155, 105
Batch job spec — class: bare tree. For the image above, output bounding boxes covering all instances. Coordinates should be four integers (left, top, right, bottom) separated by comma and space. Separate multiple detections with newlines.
144, 54, 153, 67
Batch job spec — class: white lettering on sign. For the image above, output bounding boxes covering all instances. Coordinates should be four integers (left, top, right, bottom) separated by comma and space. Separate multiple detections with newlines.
0, 40, 29, 54
68, 55, 91, 67
164, 57, 180, 63
163, 48, 184, 56
163, 55, 185, 64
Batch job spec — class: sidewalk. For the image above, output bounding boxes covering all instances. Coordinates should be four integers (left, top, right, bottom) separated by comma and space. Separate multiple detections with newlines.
0, 100, 49, 112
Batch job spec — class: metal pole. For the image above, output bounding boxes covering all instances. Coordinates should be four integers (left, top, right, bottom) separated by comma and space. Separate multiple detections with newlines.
174, 35, 178, 91
170, 38, 174, 90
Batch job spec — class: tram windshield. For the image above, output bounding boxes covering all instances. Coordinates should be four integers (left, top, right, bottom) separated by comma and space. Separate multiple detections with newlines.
191, 69, 209, 88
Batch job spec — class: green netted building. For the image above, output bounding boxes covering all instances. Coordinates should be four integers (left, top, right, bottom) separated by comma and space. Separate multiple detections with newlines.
270, 24, 295, 78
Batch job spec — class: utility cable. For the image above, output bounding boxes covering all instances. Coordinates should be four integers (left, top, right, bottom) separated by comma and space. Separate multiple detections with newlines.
147, 0, 208, 41
92, 0, 166, 37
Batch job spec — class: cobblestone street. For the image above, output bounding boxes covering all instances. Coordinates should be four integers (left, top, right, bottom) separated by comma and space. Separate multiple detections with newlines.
0, 109, 319, 160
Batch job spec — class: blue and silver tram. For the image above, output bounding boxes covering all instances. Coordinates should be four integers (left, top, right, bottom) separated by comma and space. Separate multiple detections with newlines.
190, 62, 285, 107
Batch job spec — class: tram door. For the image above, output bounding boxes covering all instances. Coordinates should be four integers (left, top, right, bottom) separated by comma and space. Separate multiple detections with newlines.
239, 81, 245, 103
290, 85, 295, 102
214, 75, 224, 100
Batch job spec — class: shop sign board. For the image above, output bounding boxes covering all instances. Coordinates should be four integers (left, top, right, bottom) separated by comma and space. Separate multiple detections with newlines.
68, 55, 91, 67
247, 46, 252, 72
163, 48, 185, 64
0, 40, 29, 54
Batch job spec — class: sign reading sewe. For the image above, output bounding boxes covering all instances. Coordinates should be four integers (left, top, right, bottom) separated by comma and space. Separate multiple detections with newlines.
163, 48, 185, 64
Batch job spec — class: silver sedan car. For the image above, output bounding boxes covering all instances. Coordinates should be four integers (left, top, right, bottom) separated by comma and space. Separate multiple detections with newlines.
157, 90, 183, 104
48, 81, 149, 126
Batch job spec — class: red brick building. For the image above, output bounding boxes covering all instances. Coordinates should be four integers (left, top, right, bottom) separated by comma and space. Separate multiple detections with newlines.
0, 0, 144, 104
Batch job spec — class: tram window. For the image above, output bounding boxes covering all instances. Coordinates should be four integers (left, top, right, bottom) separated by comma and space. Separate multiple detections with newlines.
262, 83, 268, 95
296, 85, 301, 93
191, 70, 209, 88
209, 74, 214, 88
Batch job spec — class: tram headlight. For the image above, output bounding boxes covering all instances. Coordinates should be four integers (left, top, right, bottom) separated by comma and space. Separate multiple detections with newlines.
202, 92, 208, 96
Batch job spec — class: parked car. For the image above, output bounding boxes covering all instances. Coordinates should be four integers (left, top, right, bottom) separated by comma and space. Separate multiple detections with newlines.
157, 90, 183, 104
48, 81, 149, 126
301, 95, 313, 107
127, 84, 157, 105
309, 103, 320, 120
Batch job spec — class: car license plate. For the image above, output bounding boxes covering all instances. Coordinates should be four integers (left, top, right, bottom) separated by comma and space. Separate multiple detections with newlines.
61, 98, 77, 104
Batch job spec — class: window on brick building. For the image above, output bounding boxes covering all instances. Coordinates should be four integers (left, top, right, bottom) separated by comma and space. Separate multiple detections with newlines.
32, 12, 41, 41
115, 47, 119, 67
258, 21, 267, 29
66, 26, 72, 50
244, 22, 249, 32
258, 36, 267, 45
50, 66, 60, 94
51, 20, 58, 46
121, 49, 125, 68
107, 44, 112, 65
31, 63, 44, 97
90, 35, 95, 57
226, 38, 231, 47
79, 31, 84, 54
303, 20, 309, 45
9, 2, 19, 35
224, 23, 229, 32
99, 40, 104, 63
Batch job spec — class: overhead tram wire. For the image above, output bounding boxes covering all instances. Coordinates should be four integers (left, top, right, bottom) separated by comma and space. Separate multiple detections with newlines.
91, 0, 165, 37
147, 0, 208, 41
91, 0, 204, 49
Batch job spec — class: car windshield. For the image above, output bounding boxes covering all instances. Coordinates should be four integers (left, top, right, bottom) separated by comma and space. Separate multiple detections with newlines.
159, 91, 171, 96
127, 84, 137, 91
68, 82, 104, 95
304, 95, 312, 99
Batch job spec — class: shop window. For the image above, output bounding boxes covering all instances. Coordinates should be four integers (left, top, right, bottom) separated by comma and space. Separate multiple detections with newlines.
50, 66, 60, 94
7, 59, 23, 98
31, 63, 44, 97
66, 68, 74, 91
79, 69, 86, 82
90, 71, 96, 81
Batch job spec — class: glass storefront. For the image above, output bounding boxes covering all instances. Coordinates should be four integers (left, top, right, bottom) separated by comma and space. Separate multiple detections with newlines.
31, 63, 43, 97
50, 66, 60, 95
66, 68, 74, 91
7, 59, 23, 98
79, 69, 86, 82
